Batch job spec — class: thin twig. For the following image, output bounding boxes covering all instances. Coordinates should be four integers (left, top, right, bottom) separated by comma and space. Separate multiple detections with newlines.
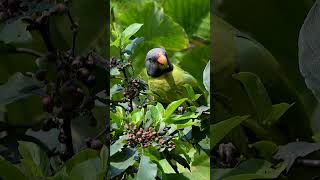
15, 48, 44, 57
297, 158, 320, 167
67, 10, 78, 57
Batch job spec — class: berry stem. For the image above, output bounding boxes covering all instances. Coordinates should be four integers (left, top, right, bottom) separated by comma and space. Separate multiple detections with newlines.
67, 10, 78, 58
62, 116, 74, 159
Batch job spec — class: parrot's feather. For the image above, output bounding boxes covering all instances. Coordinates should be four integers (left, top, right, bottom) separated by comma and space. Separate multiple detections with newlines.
143, 64, 206, 105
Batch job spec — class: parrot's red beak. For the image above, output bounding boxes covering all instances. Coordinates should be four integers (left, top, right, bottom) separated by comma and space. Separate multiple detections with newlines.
157, 53, 167, 65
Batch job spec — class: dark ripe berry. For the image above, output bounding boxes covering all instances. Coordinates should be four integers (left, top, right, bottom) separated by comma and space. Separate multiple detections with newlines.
35, 69, 47, 81
85, 57, 95, 70
77, 67, 90, 80
137, 131, 142, 136
85, 75, 96, 87
110, 57, 119, 68
159, 139, 164, 145
177, 106, 185, 114
42, 95, 53, 112
57, 70, 68, 83
90, 139, 103, 150
58, 132, 66, 143
71, 58, 82, 69
60, 80, 84, 110
54, 3, 67, 14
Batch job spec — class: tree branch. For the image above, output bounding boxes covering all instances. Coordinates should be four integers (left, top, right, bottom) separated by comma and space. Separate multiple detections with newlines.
15, 48, 44, 57
297, 158, 320, 167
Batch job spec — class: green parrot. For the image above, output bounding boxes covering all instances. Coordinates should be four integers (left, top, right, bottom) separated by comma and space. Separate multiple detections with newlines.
141, 48, 206, 105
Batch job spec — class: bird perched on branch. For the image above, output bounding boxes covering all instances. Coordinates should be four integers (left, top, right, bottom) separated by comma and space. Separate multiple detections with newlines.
142, 48, 207, 105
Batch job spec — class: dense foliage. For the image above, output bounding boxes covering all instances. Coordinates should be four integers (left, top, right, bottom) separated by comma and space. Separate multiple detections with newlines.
0, 0, 108, 179
212, 1, 320, 179
110, 0, 210, 179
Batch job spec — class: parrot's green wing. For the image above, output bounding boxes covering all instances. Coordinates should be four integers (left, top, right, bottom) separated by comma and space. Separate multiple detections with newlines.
140, 64, 206, 105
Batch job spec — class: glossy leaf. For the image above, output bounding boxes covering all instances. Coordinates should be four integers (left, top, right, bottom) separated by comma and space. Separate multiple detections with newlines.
64, 149, 98, 174
136, 155, 157, 180
18, 141, 49, 176
110, 136, 125, 157
164, 98, 187, 119
0, 72, 44, 105
0, 19, 32, 44
274, 141, 320, 172
213, 159, 285, 180
163, 0, 210, 36
0, 159, 27, 180
211, 115, 250, 149
233, 72, 272, 123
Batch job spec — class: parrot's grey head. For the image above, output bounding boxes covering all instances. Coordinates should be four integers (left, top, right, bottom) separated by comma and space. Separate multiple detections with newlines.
145, 48, 173, 77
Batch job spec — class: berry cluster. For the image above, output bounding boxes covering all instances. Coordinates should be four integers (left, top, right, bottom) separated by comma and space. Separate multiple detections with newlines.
0, 0, 23, 21
124, 123, 176, 151
110, 57, 120, 69
0, 0, 66, 22
123, 78, 147, 103
38, 51, 104, 147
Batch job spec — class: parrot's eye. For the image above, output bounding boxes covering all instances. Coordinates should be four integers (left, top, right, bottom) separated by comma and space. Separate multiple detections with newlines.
148, 58, 152, 61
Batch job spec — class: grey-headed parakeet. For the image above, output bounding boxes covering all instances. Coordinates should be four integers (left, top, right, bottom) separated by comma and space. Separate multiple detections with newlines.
142, 48, 206, 105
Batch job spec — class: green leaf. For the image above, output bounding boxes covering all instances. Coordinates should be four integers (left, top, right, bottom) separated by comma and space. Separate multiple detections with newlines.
64, 149, 98, 174
155, 102, 165, 116
110, 68, 121, 76
213, 159, 285, 180
194, 12, 210, 40
203, 60, 210, 93
150, 105, 162, 124
0, 72, 44, 105
312, 133, 320, 142
0, 159, 27, 180
69, 158, 102, 180
164, 98, 187, 119
100, 145, 109, 170
297, 0, 320, 102
0, 19, 32, 44
135, 155, 157, 180
110, 150, 138, 178
159, 159, 176, 174
18, 141, 49, 176
110, 136, 125, 157
182, 149, 210, 180
183, 84, 195, 98
19, 159, 43, 178
250, 141, 278, 160
163, 0, 210, 36
274, 141, 320, 172
123, 37, 144, 56
233, 72, 272, 123
111, 23, 143, 48
131, 109, 144, 126
263, 103, 293, 127
211, 115, 249, 149
121, 23, 143, 45
114, 1, 189, 51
